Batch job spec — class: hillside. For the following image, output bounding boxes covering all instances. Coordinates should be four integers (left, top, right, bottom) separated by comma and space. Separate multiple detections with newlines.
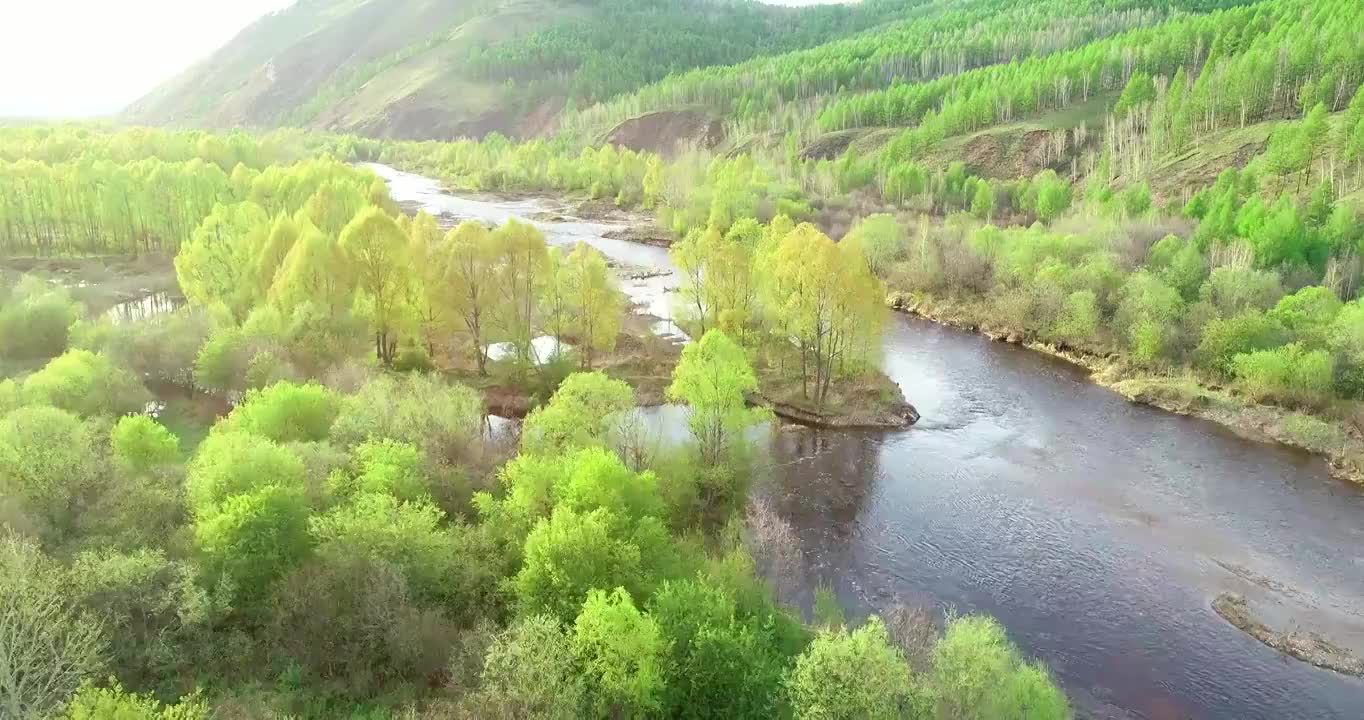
124, 0, 931, 140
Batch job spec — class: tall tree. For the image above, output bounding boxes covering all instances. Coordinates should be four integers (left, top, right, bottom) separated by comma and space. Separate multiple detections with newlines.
339, 207, 411, 365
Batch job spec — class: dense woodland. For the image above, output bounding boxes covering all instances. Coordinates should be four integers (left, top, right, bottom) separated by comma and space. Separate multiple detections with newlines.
6, 0, 1364, 715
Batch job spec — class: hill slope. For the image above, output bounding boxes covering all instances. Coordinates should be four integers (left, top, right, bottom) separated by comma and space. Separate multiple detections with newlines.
124, 0, 930, 140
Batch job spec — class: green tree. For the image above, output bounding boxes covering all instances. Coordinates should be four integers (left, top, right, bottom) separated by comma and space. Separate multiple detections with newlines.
514, 508, 643, 621
845, 214, 905, 276
572, 587, 668, 718
786, 616, 925, 720
470, 615, 586, 719
562, 243, 624, 369
339, 207, 411, 365
110, 416, 179, 473
21, 350, 149, 417
650, 579, 785, 718
220, 381, 340, 443
194, 483, 312, 600
522, 372, 634, 456
0, 406, 100, 544
930, 615, 1070, 720
444, 220, 498, 375
667, 330, 767, 471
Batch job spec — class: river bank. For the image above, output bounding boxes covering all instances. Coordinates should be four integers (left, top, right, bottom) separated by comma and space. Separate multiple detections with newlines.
888, 290, 1364, 486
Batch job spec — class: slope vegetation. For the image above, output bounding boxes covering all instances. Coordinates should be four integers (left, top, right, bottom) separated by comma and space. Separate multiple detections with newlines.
125, 0, 934, 140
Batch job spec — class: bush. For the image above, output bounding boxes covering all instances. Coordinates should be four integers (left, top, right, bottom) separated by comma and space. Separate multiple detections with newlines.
63, 680, 209, 720
786, 616, 925, 719
1232, 344, 1335, 408
331, 374, 482, 464
0, 536, 107, 718
1194, 311, 1287, 376
1198, 266, 1283, 316
111, 415, 180, 472
930, 615, 1069, 720
22, 350, 149, 417
469, 615, 585, 719
222, 381, 340, 443
0, 277, 81, 362
0, 405, 100, 543
572, 588, 667, 718
269, 556, 456, 698
394, 343, 435, 373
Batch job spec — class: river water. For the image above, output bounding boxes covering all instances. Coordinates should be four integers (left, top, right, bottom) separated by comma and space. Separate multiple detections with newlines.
366, 164, 1364, 719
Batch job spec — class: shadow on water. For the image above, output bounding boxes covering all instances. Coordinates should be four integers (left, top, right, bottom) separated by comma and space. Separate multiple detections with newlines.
367, 163, 1364, 720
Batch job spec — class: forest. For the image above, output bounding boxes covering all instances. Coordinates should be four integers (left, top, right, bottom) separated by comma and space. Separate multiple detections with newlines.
0, 125, 1065, 718
7, 0, 1364, 715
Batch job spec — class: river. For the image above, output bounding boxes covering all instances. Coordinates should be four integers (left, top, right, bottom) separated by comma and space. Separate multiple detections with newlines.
366, 163, 1364, 719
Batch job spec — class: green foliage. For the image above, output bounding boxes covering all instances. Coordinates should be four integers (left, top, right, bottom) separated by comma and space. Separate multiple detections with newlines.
63, 681, 209, 720
22, 350, 149, 417
650, 579, 786, 717
221, 381, 341, 443
1232, 343, 1334, 408
514, 507, 645, 622
522, 372, 634, 456
331, 373, 483, 464
0, 278, 81, 362
110, 416, 180, 473
1194, 311, 1287, 376
186, 431, 306, 512
1269, 286, 1341, 348
571, 587, 667, 718
786, 616, 925, 720
194, 483, 312, 600
930, 615, 1070, 720
470, 615, 586, 719
846, 214, 905, 276
668, 330, 767, 471
310, 492, 488, 609
0, 405, 100, 543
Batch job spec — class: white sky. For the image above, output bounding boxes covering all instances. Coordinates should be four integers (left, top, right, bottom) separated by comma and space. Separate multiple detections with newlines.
0, 0, 853, 119
0, 0, 297, 118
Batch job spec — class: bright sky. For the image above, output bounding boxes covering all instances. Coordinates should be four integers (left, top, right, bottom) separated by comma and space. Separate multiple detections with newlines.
0, 0, 297, 118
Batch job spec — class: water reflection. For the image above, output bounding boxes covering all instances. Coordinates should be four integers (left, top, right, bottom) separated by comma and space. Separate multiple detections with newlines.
106, 291, 183, 324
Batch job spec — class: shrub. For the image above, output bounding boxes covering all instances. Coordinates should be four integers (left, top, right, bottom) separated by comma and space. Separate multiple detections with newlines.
470, 615, 585, 719
0, 277, 81, 362
111, 415, 180, 472
572, 588, 667, 717
930, 615, 1069, 720
331, 374, 482, 464
1194, 311, 1287, 376
786, 616, 925, 719
22, 349, 149, 417
222, 381, 340, 443
63, 680, 209, 720
1232, 344, 1335, 408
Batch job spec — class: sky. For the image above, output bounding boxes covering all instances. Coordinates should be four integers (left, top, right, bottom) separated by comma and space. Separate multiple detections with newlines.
0, 0, 853, 119
0, 0, 298, 118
